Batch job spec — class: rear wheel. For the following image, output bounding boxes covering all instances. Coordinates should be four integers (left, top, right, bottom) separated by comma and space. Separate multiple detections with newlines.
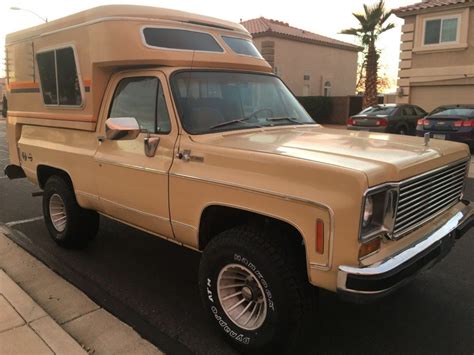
43, 175, 99, 249
199, 225, 316, 353
397, 126, 408, 135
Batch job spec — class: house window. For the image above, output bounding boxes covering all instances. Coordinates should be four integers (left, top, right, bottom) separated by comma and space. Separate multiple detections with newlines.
424, 17, 459, 45
304, 75, 310, 81
323, 81, 331, 97
37, 47, 82, 106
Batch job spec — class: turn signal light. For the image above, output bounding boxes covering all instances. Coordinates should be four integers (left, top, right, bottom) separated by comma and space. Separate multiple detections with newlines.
316, 219, 324, 254
417, 119, 427, 125
359, 237, 381, 259
347, 117, 355, 126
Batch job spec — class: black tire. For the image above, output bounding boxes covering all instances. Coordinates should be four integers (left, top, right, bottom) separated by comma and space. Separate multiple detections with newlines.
397, 126, 408, 135
199, 225, 316, 354
43, 175, 99, 249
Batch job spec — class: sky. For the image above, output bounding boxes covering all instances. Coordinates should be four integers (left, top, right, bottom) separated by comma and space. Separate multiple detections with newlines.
0, 0, 417, 91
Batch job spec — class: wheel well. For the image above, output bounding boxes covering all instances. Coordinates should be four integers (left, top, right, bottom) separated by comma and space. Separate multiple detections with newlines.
37, 165, 73, 189
199, 205, 306, 259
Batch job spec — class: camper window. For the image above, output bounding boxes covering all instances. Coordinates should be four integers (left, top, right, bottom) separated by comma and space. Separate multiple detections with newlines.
37, 47, 82, 107
142, 27, 224, 52
222, 36, 263, 58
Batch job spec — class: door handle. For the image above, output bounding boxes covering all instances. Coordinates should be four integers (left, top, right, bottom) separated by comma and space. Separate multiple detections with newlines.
176, 150, 191, 162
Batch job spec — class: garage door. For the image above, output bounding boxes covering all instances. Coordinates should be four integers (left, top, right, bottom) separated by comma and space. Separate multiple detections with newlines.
411, 85, 474, 112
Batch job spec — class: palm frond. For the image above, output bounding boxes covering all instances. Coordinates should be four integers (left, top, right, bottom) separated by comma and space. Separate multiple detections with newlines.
340, 28, 360, 36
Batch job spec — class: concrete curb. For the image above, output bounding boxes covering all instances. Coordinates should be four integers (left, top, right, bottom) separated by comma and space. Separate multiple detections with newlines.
0, 231, 162, 355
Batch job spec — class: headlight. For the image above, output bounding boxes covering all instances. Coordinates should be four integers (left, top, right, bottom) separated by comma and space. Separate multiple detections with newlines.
360, 187, 398, 241
362, 196, 373, 227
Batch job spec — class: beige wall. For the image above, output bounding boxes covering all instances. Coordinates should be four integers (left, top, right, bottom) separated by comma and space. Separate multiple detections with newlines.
253, 36, 358, 97
396, 6, 474, 110
411, 85, 474, 111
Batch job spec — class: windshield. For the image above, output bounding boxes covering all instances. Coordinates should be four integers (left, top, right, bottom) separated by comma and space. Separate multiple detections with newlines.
358, 105, 396, 116
171, 71, 315, 134
429, 107, 474, 118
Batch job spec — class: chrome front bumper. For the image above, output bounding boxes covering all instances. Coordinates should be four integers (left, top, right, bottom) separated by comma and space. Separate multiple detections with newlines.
337, 201, 473, 302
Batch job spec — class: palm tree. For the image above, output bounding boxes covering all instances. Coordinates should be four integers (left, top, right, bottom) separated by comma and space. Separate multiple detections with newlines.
341, 0, 394, 108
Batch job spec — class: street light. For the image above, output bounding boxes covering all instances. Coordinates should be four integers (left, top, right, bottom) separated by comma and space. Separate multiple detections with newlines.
10, 7, 48, 23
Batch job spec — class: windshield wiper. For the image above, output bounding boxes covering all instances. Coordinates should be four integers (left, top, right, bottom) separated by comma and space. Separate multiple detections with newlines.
265, 117, 305, 124
209, 117, 262, 130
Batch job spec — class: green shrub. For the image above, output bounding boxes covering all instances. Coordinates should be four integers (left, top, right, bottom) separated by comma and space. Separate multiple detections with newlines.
296, 96, 332, 122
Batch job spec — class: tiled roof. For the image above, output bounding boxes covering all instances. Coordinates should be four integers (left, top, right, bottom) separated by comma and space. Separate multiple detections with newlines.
394, 0, 474, 16
241, 17, 361, 52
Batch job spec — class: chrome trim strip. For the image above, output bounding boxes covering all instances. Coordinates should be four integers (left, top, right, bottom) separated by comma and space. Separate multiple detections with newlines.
170, 173, 335, 270
100, 197, 169, 221
7, 16, 243, 45
75, 190, 99, 200
338, 202, 472, 294
171, 220, 198, 231
95, 159, 167, 175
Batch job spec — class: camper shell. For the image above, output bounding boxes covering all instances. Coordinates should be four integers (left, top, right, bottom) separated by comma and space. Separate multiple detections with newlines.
5, 5, 270, 158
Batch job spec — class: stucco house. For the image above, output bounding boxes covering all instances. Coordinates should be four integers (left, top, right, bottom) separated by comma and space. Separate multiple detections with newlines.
241, 17, 360, 97
394, 0, 474, 111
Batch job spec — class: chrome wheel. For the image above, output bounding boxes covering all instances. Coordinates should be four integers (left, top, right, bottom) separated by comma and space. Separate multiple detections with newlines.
49, 193, 67, 232
217, 264, 267, 331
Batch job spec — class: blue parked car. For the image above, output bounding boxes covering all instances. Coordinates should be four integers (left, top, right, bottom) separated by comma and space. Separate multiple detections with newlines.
416, 105, 474, 148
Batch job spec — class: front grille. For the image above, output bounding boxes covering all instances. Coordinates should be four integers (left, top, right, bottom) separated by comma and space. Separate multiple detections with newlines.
393, 160, 467, 237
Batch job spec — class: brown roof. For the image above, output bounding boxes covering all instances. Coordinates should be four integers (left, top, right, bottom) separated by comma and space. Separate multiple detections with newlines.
241, 17, 361, 52
394, 0, 474, 16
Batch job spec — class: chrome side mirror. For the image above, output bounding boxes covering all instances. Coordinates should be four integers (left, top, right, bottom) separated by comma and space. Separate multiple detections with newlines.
105, 117, 140, 140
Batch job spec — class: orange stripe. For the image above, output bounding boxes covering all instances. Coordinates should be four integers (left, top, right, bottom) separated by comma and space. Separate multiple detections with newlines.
9, 79, 92, 89
8, 111, 95, 122
9, 82, 39, 89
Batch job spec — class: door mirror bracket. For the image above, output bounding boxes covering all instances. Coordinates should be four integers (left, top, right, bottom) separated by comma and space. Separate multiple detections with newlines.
144, 132, 160, 157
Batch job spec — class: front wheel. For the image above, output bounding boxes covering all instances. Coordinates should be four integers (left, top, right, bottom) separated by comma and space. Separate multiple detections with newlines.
43, 175, 99, 249
198, 225, 316, 353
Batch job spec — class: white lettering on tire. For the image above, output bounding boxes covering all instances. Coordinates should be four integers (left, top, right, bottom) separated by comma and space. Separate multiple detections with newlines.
211, 306, 250, 344
234, 253, 275, 311
206, 278, 214, 302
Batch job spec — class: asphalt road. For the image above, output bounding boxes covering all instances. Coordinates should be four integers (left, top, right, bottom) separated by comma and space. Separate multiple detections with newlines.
0, 118, 473, 354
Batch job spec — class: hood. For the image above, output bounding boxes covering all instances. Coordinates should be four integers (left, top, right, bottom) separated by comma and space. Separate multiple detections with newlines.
191, 125, 470, 186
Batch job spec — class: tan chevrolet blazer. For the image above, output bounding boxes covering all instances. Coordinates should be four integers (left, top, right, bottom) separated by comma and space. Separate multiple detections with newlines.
4, 5, 473, 353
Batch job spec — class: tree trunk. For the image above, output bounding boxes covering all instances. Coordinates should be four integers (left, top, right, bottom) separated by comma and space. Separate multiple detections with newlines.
363, 41, 378, 108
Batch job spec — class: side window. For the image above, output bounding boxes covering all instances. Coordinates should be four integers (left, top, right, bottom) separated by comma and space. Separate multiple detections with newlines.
414, 107, 426, 116
402, 106, 416, 116
37, 51, 58, 105
157, 85, 171, 133
109, 77, 171, 134
37, 47, 82, 106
